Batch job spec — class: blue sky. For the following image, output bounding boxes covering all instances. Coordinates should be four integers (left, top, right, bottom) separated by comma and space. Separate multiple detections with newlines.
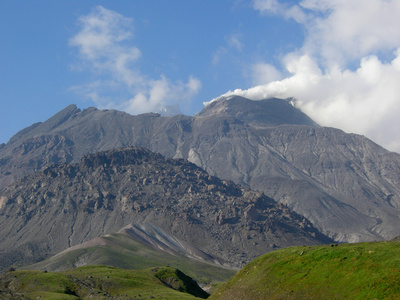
1, 1, 400, 153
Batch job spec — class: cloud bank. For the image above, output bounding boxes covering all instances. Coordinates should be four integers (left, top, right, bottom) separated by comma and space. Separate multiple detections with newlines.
212, 0, 400, 152
70, 6, 201, 115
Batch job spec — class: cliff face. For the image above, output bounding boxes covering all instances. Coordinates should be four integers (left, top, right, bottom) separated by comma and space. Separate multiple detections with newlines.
1, 96, 400, 243
0, 147, 330, 270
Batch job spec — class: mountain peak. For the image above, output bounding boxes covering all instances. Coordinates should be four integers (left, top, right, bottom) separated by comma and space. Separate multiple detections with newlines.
40, 104, 81, 130
198, 96, 319, 127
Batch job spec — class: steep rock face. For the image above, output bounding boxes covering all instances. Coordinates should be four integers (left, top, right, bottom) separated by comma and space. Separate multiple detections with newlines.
1, 97, 400, 242
188, 123, 400, 242
0, 147, 330, 270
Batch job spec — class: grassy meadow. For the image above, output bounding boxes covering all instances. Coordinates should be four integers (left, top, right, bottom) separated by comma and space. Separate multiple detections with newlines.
0, 265, 209, 299
210, 240, 400, 299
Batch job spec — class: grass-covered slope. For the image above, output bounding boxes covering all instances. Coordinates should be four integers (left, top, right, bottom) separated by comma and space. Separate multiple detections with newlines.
26, 233, 235, 287
0, 265, 209, 299
211, 241, 400, 299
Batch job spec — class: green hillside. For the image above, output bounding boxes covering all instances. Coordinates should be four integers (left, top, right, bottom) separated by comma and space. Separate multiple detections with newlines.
26, 233, 235, 287
210, 241, 400, 299
0, 265, 209, 299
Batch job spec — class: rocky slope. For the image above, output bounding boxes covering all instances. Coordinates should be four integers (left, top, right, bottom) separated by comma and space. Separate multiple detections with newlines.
0, 147, 330, 271
1, 96, 400, 242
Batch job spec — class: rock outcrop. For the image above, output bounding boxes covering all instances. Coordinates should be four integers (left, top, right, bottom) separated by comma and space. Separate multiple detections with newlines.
0, 147, 331, 270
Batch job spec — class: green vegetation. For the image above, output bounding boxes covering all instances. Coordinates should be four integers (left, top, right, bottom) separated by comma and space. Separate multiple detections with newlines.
210, 241, 400, 300
0, 265, 209, 299
154, 267, 210, 299
26, 233, 235, 287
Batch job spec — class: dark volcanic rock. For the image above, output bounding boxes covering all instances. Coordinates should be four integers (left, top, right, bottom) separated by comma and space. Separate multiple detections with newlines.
1, 97, 400, 243
0, 147, 331, 271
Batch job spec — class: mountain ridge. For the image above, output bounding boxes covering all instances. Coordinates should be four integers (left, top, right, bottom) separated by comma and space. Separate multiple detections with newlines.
1, 96, 400, 243
0, 146, 330, 271
25, 222, 236, 287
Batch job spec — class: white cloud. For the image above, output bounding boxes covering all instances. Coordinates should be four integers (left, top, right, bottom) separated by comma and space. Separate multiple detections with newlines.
212, 50, 400, 152
300, 0, 400, 67
253, 0, 307, 23
251, 63, 283, 85
123, 75, 201, 114
210, 0, 400, 153
253, 0, 281, 14
254, 0, 400, 66
70, 6, 200, 114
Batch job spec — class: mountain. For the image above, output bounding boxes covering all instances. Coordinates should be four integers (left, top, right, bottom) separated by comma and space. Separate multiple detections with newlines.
209, 240, 400, 299
1, 96, 400, 243
25, 223, 236, 287
0, 147, 330, 271
198, 96, 318, 127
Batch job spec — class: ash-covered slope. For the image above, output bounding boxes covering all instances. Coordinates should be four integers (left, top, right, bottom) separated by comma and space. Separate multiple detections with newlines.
26, 223, 236, 286
198, 96, 318, 127
1, 96, 400, 243
118, 223, 219, 264
0, 147, 330, 271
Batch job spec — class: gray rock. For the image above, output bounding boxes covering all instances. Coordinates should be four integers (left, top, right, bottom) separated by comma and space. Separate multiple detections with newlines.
1, 96, 400, 243
0, 147, 330, 270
